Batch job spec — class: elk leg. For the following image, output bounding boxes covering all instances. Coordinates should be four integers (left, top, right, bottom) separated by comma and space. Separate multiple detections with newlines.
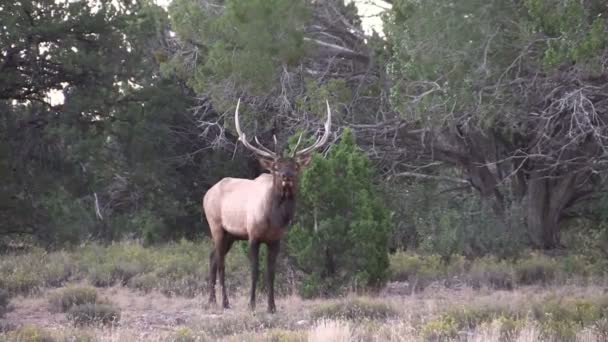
208, 248, 218, 305
266, 240, 280, 313
248, 239, 260, 311
219, 235, 234, 309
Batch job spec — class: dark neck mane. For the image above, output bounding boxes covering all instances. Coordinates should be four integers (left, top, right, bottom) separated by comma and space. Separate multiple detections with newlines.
268, 186, 296, 229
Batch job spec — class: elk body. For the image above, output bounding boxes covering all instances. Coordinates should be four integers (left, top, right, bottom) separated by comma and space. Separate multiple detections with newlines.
203, 99, 332, 313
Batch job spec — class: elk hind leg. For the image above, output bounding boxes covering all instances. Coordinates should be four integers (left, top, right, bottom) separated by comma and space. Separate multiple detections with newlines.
218, 233, 235, 309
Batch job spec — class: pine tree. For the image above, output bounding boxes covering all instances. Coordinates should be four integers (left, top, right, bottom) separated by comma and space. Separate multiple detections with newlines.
286, 129, 391, 297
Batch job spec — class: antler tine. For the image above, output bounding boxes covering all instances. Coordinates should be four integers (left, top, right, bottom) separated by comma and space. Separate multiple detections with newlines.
234, 98, 276, 159
290, 132, 304, 157
295, 99, 332, 157
254, 136, 277, 156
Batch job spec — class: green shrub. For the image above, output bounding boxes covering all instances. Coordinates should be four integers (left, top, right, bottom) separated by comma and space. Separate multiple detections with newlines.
255, 329, 306, 342
388, 252, 445, 288
9, 325, 56, 342
171, 327, 206, 342
286, 129, 392, 296
496, 315, 526, 341
531, 296, 606, 327
420, 316, 458, 341
558, 254, 591, 278
67, 303, 121, 326
127, 273, 159, 293
514, 253, 558, 285
443, 301, 517, 330
0, 289, 9, 318
88, 265, 115, 287
48, 286, 98, 313
539, 319, 578, 342
310, 297, 398, 321
468, 257, 514, 290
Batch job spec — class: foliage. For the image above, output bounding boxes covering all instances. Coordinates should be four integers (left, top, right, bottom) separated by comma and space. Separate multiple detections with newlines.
468, 257, 515, 290
420, 316, 459, 341
524, 0, 607, 69
388, 252, 444, 290
6, 325, 56, 342
384, 0, 608, 250
166, 0, 309, 107
286, 129, 391, 296
514, 253, 558, 285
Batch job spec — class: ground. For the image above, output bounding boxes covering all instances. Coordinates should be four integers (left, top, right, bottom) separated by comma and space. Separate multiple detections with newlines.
3, 282, 608, 341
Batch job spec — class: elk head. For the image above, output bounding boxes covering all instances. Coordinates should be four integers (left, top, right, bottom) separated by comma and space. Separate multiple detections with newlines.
234, 98, 332, 197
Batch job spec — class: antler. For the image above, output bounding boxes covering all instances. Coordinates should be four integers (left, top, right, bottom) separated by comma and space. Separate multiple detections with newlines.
234, 98, 277, 159
294, 100, 332, 157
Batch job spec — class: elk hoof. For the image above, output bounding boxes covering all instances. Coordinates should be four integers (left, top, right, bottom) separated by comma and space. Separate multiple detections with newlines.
268, 304, 276, 314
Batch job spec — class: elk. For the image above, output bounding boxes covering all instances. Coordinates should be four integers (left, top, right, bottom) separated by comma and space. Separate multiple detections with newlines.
202, 99, 332, 313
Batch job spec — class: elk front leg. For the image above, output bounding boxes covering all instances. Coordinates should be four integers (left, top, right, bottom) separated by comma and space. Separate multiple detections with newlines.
266, 240, 280, 313
248, 239, 260, 311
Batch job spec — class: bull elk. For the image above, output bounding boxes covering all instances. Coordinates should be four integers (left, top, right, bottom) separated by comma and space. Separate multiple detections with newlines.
202, 99, 332, 313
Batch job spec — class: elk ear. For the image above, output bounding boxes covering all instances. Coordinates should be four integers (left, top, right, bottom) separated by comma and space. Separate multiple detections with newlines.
258, 157, 276, 172
296, 154, 313, 169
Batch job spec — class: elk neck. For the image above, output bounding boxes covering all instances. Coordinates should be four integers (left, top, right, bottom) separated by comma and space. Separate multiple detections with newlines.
265, 179, 296, 229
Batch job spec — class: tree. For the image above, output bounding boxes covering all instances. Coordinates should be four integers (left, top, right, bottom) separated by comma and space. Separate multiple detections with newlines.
372, 0, 608, 249
0, 0, 220, 245
286, 129, 391, 297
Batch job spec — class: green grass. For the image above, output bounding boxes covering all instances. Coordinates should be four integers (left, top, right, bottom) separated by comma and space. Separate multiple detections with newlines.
387, 250, 606, 291
0, 239, 250, 297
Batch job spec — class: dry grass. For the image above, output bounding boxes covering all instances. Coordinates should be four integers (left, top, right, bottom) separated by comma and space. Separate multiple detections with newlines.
2, 244, 608, 341
2, 285, 608, 341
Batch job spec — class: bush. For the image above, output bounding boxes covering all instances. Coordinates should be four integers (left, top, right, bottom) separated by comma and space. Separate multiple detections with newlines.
388, 252, 444, 289
286, 129, 392, 297
468, 257, 514, 290
443, 301, 517, 330
48, 286, 98, 313
310, 297, 398, 321
0, 289, 9, 318
496, 315, 526, 341
9, 325, 56, 342
127, 273, 159, 293
514, 253, 557, 285
420, 316, 458, 341
67, 303, 121, 326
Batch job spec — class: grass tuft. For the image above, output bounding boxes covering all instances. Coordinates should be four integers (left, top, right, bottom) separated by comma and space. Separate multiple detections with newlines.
66, 303, 121, 326
311, 297, 399, 321
48, 285, 98, 313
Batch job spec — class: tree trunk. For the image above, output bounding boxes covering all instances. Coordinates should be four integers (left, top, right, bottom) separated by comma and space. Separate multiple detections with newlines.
526, 173, 576, 249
